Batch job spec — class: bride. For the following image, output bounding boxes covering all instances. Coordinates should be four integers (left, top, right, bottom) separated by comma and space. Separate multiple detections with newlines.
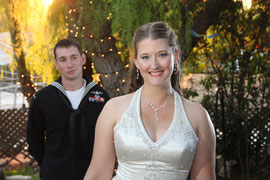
84, 21, 216, 180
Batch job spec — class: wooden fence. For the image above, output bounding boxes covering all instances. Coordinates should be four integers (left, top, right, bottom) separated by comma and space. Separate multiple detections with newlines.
0, 109, 35, 167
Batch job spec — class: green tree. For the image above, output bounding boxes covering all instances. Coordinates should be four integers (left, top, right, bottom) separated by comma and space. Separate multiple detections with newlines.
1, 0, 67, 104
62, 0, 127, 97
193, 0, 270, 179
57, 0, 234, 97
26, 0, 67, 84
2, 0, 35, 104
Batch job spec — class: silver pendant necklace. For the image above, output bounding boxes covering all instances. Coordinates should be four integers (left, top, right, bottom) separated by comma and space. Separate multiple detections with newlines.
145, 99, 168, 124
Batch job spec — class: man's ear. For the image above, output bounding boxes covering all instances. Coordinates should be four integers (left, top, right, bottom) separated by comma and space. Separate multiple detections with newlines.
82, 53, 86, 65
54, 60, 59, 71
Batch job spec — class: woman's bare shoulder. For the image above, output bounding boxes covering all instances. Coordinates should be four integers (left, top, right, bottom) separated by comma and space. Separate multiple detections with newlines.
102, 92, 135, 121
106, 93, 134, 108
180, 96, 210, 133
181, 97, 206, 116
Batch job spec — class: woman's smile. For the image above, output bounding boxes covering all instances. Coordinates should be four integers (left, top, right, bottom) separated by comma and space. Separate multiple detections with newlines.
134, 38, 176, 87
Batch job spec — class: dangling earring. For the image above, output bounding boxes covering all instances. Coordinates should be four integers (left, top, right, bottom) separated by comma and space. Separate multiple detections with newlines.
173, 64, 177, 75
136, 69, 140, 79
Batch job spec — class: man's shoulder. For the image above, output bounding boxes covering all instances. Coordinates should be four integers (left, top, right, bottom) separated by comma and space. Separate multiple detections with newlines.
89, 83, 106, 93
33, 84, 56, 99
86, 81, 109, 98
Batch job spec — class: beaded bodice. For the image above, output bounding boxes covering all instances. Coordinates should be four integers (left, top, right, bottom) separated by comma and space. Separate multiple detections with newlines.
113, 87, 198, 180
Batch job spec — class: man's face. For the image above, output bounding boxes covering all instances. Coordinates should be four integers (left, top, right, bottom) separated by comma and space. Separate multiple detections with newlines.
54, 46, 86, 82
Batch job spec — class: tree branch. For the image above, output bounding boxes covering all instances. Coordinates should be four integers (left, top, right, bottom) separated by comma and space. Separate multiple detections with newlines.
191, 0, 234, 48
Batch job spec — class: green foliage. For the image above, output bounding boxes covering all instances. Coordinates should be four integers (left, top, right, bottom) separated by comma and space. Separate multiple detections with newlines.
24, 0, 67, 83
63, 0, 203, 68
77, 0, 111, 37
1, 0, 67, 85
200, 74, 217, 91
193, 1, 270, 178
111, 0, 198, 56
111, 0, 155, 44
4, 168, 40, 180
0, 6, 9, 32
182, 87, 199, 99
26, 0, 67, 83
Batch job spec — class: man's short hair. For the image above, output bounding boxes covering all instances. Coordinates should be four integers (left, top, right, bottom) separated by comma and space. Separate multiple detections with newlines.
53, 38, 83, 59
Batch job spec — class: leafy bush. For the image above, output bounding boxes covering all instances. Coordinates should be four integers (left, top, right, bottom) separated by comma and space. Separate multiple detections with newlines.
4, 168, 40, 180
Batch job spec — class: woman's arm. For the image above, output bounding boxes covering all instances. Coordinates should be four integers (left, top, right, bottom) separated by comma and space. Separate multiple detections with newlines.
190, 107, 216, 180
84, 99, 117, 180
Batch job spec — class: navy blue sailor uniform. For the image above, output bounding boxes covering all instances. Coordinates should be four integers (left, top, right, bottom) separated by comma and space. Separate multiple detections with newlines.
26, 77, 110, 180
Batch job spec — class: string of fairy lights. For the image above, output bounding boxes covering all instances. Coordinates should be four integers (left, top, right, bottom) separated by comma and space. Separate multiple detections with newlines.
14, 0, 256, 100
16, 74, 39, 97
66, 4, 129, 93
15, 0, 211, 98
14, 1, 128, 102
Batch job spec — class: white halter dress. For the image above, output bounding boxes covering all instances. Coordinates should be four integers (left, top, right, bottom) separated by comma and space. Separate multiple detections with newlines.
113, 87, 198, 180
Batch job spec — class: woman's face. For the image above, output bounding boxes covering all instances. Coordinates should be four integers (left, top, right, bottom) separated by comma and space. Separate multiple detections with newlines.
134, 38, 178, 87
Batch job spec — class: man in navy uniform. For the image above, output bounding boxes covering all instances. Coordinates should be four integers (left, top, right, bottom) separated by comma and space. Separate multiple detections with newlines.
27, 38, 109, 180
